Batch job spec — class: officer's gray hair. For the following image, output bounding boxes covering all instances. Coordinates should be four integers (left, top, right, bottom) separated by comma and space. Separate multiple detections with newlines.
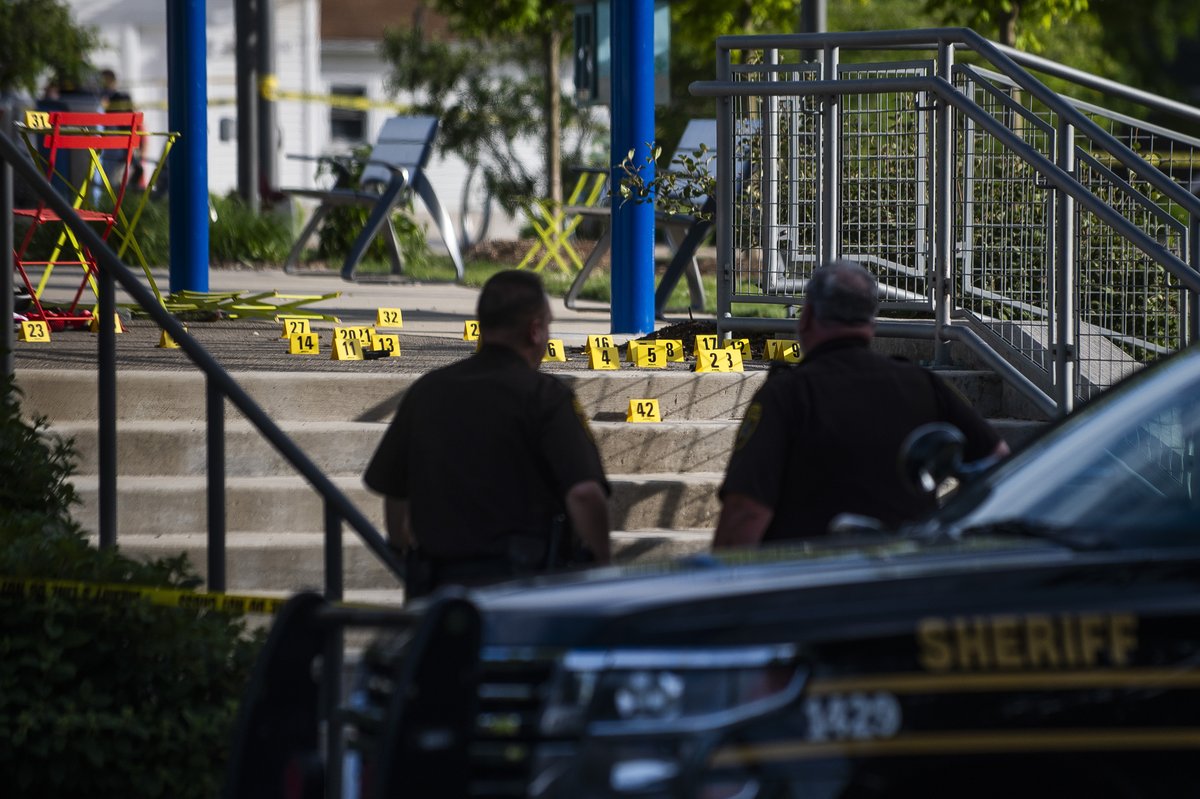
806, 260, 878, 325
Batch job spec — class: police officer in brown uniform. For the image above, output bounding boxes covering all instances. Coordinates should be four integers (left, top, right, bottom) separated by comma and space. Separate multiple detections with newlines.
714, 260, 1009, 548
365, 270, 611, 596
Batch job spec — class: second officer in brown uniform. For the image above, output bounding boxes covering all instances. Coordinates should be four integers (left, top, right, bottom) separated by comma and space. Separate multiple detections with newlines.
364, 270, 611, 597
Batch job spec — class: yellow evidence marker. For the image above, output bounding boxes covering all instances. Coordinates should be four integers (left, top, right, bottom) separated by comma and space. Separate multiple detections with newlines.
464, 320, 480, 341
660, 340, 684, 362
18, 320, 51, 342
24, 110, 51, 129
629, 341, 667, 368
370, 334, 401, 357
288, 332, 320, 355
626, 399, 662, 423
696, 346, 744, 373
543, 339, 567, 362
332, 326, 364, 343
331, 337, 364, 361
766, 339, 803, 363
586, 334, 615, 353
89, 313, 125, 334
588, 346, 620, 370
278, 317, 311, 339
376, 307, 403, 328
157, 328, 185, 349
694, 334, 719, 353
728, 338, 752, 360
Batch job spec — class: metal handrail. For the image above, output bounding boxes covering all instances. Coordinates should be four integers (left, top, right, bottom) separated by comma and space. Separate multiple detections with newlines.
691, 75, 1199, 291
710, 28, 1200, 222
698, 28, 1200, 415
0, 127, 403, 597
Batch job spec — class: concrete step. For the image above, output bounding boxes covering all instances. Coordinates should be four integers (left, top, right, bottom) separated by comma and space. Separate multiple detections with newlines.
55, 419, 741, 477
990, 418, 1045, 450
16, 366, 1040, 424
102, 529, 712, 592
70, 473, 725, 537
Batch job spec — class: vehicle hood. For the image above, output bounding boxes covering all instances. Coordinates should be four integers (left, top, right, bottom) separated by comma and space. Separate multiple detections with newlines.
450, 535, 1133, 646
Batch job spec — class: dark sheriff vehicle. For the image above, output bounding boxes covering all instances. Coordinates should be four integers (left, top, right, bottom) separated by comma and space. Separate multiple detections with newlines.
227, 346, 1200, 799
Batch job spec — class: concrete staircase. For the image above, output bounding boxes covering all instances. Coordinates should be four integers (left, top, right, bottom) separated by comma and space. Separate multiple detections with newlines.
15, 339, 1046, 595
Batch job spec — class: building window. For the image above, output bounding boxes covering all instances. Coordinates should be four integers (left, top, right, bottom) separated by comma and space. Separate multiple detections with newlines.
330, 85, 368, 142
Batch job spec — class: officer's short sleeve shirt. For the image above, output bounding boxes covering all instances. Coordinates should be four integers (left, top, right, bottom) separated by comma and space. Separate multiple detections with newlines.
364, 345, 608, 560
720, 338, 1001, 542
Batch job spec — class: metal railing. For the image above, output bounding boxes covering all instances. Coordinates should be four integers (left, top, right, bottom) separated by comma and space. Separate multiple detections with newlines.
1, 124, 402, 799
694, 28, 1200, 416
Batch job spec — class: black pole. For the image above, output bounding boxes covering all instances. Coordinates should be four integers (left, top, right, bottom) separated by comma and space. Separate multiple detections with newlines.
1, 108, 13, 380
322, 501, 344, 799
97, 259, 118, 549
206, 377, 227, 591
235, 0, 260, 211
257, 0, 278, 195
800, 0, 827, 62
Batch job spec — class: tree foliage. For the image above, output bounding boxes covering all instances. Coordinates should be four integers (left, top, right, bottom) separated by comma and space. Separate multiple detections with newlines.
0, 0, 97, 93
381, 12, 603, 215
924, 0, 1089, 48
663, 1, 946, 148
431, 0, 572, 37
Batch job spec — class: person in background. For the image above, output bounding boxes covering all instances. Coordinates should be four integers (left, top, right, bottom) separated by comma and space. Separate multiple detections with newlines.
97, 68, 147, 190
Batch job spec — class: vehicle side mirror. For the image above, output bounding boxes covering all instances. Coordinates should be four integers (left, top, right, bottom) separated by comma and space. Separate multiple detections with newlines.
900, 423, 966, 496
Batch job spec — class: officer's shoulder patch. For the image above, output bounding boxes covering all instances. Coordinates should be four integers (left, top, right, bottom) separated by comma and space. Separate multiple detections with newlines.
734, 401, 763, 451
571, 396, 596, 443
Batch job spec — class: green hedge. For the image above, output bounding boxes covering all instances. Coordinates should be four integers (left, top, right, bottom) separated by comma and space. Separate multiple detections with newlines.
0, 375, 262, 798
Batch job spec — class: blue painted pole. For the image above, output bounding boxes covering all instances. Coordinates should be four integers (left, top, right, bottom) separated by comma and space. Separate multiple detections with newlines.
167, 0, 209, 293
609, 0, 655, 334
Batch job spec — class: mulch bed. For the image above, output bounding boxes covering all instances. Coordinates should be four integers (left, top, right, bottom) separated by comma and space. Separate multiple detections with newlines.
636, 318, 796, 359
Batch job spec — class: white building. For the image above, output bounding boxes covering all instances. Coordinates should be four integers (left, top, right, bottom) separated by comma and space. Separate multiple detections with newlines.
68, 0, 537, 243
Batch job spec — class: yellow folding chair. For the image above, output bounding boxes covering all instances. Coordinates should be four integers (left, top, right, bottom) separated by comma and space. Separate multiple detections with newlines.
517, 167, 609, 273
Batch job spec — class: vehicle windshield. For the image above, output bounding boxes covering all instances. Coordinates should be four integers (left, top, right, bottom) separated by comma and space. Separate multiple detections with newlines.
935, 349, 1200, 548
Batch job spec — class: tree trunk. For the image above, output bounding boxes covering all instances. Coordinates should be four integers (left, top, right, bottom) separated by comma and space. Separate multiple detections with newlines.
544, 28, 563, 224
1001, 2, 1020, 47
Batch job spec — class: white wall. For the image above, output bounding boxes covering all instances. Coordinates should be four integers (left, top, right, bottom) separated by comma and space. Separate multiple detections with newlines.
66, 0, 577, 244
68, 0, 324, 196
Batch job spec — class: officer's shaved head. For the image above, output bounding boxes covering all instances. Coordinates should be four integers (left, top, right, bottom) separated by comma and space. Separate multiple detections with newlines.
478, 270, 549, 333
806, 260, 878, 326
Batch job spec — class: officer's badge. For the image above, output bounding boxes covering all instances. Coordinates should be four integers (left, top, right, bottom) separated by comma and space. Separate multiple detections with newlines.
734, 402, 763, 451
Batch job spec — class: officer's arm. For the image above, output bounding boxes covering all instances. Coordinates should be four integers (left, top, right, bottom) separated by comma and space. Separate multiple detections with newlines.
383, 497, 414, 551
566, 480, 611, 565
713, 492, 774, 549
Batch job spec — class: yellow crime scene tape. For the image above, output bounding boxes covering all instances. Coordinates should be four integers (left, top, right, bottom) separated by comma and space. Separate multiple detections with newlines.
144, 74, 412, 114
0, 575, 286, 615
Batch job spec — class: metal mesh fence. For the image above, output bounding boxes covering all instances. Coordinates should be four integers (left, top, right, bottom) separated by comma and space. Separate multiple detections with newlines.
709, 36, 1200, 409
954, 68, 1055, 378
954, 65, 1193, 398
838, 63, 933, 307
728, 59, 821, 305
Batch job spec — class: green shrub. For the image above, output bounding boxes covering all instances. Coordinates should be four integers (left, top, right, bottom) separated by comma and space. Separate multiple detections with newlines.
0, 375, 262, 798
209, 192, 293, 265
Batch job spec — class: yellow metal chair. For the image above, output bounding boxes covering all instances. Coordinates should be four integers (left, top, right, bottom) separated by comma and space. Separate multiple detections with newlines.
516, 167, 609, 274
